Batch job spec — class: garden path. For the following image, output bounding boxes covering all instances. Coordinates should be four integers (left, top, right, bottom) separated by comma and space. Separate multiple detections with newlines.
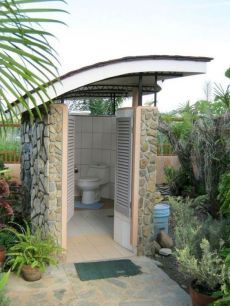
6, 256, 191, 306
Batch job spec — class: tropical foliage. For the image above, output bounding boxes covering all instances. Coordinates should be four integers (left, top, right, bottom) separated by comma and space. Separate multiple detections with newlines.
67, 97, 124, 115
158, 85, 230, 215
0, 0, 66, 123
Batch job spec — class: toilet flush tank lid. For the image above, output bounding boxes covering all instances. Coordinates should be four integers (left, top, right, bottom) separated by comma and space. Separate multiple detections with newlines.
79, 177, 99, 182
90, 162, 108, 169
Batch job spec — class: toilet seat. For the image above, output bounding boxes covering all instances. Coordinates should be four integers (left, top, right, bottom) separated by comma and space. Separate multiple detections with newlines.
77, 163, 109, 205
78, 177, 100, 191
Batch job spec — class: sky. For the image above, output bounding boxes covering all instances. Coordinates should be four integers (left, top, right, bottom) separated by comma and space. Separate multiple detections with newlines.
50, 0, 230, 112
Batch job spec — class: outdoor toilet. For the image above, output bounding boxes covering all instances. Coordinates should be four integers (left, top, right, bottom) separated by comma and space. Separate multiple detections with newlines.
154, 203, 170, 236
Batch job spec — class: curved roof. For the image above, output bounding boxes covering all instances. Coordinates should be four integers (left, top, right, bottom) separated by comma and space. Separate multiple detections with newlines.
60, 55, 213, 81
15, 55, 213, 111
56, 55, 212, 100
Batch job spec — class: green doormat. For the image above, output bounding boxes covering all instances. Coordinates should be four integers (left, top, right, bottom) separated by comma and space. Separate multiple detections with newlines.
74, 259, 142, 281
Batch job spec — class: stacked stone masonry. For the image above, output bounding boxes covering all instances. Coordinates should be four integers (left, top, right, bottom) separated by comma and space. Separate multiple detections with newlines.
21, 104, 65, 245
137, 107, 158, 256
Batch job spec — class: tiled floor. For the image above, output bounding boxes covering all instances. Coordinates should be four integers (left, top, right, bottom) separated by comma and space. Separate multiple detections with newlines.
67, 201, 134, 263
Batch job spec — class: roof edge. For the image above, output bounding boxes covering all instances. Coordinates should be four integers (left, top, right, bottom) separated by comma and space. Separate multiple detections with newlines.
60, 55, 213, 81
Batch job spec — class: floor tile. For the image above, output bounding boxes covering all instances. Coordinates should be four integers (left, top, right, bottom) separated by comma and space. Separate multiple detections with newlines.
67, 199, 133, 263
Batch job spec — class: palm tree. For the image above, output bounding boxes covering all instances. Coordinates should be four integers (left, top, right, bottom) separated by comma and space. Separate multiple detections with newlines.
0, 0, 66, 123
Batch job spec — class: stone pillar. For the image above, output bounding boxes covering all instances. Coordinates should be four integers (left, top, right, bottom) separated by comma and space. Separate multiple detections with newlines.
132, 106, 158, 256
21, 104, 68, 248
21, 113, 49, 225
47, 104, 67, 247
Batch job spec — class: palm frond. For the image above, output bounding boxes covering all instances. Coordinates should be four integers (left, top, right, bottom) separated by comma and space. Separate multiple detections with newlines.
0, 0, 66, 124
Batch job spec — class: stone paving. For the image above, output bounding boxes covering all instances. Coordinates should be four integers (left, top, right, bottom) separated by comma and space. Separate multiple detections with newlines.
6, 257, 192, 306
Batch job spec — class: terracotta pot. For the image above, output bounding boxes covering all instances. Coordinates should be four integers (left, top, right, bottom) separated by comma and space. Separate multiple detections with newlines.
189, 282, 219, 306
21, 265, 42, 282
0, 245, 6, 264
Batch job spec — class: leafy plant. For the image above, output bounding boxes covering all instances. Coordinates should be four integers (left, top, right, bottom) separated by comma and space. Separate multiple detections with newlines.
0, 229, 16, 251
218, 172, 230, 216
192, 194, 209, 213
213, 247, 230, 305
164, 166, 191, 195
0, 271, 10, 306
0, 180, 14, 227
176, 239, 223, 293
169, 197, 200, 251
6, 222, 63, 274
171, 197, 228, 252
170, 197, 229, 294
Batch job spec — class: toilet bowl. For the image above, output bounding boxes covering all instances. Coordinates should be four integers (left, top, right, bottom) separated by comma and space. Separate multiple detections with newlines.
78, 177, 100, 204
77, 163, 109, 205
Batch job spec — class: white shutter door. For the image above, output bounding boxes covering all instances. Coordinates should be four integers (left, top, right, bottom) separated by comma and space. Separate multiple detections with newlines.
67, 115, 75, 222
115, 117, 132, 217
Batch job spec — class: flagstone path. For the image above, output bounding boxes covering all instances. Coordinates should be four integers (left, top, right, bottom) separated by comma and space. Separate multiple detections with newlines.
6, 256, 192, 306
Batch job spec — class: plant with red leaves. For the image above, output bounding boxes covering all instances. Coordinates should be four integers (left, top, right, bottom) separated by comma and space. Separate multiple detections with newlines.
0, 179, 14, 228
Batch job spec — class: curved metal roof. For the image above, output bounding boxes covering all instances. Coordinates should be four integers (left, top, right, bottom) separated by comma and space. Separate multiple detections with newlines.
56, 55, 213, 100
14, 55, 213, 111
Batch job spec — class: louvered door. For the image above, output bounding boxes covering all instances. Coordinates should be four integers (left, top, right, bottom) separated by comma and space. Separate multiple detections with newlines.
114, 117, 133, 250
67, 115, 75, 222
115, 117, 132, 216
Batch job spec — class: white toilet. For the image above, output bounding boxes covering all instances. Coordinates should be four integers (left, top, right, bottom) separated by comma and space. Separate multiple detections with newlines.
77, 163, 110, 204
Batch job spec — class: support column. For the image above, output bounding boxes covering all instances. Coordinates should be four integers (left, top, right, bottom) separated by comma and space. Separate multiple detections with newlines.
131, 106, 158, 256
48, 104, 68, 250
132, 88, 139, 107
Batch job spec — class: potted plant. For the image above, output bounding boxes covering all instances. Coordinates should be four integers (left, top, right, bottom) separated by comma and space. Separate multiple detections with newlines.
176, 239, 223, 306
6, 222, 62, 281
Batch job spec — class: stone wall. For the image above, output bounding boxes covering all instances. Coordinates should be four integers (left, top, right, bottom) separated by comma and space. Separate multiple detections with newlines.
21, 104, 67, 246
21, 114, 48, 221
137, 107, 158, 255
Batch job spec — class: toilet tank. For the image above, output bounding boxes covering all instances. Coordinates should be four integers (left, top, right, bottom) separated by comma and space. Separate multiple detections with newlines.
87, 163, 110, 185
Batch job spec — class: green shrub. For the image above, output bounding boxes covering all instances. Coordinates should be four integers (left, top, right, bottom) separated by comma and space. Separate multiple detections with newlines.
213, 246, 230, 305
170, 197, 229, 293
192, 194, 209, 212
176, 239, 223, 292
170, 197, 228, 255
169, 197, 200, 251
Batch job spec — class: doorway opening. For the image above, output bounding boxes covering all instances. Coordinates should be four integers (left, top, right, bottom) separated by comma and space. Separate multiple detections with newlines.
66, 115, 134, 263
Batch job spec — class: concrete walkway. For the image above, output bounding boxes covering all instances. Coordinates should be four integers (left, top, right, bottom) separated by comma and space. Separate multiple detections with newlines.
6, 257, 192, 306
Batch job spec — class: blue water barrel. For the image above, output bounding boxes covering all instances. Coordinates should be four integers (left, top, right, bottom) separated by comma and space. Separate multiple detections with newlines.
154, 203, 170, 235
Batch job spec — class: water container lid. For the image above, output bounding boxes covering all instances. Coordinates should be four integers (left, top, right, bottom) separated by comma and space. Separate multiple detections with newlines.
90, 162, 108, 169
154, 203, 170, 210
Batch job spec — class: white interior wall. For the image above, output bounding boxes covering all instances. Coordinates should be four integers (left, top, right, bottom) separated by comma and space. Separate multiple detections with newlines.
74, 115, 116, 200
